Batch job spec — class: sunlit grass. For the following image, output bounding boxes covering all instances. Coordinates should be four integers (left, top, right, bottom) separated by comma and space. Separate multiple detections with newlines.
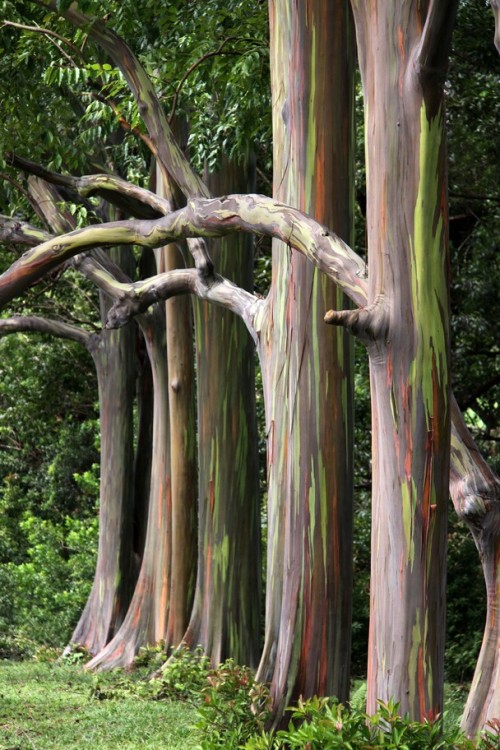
0, 661, 199, 750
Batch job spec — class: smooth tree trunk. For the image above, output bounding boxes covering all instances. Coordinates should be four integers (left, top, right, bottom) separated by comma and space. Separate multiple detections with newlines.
256, 0, 355, 718
449, 398, 500, 737
28, 177, 137, 654
183, 157, 261, 667
87, 306, 172, 668
345, 1, 456, 719
156, 165, 198, 646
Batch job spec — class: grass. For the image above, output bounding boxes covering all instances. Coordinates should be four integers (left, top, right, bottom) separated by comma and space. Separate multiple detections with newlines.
0, 660, 199, 750
0, 660, 471, 750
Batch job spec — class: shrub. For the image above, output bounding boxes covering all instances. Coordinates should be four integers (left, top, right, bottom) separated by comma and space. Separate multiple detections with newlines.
244, 697, 500, 750
194, 659, 271, 750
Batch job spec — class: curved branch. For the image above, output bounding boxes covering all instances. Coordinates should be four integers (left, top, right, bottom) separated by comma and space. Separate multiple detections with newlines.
0, 314, 91, 348
1, 19, 85, 66
9, 154, 170, 219
0, 215, 51, 246
0, 193, 368, 310
168, 37, 237, 123
101, 267, 263, 344
32, 0, 209, 200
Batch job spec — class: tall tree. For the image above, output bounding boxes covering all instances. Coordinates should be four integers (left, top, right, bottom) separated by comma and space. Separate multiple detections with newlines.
337, 1, 456, 719
184, 157, 261, 667
256, 0, 355, 718
1, 0, 499, 733
28, 176, 137, 654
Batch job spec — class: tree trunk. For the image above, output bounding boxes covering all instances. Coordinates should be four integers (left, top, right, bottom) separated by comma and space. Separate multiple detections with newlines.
256, 0, 355, 719
183, 157, 261, 667
449, 397, 500, 737
86, 306, 172, 668
27, 177, 137, 654
156, 165, 198, 647
349, 1, 457, 719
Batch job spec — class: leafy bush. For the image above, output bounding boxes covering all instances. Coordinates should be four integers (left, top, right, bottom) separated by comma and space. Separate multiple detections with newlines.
244, 697, 500, 750
0, 512, 98, 646
90, 642, 212, 702
194, 659, 271, 750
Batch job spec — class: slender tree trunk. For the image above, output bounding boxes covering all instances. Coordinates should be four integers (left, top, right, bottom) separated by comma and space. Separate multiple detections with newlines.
183, 157, 261, 667
27, 177, 137, 654
71, 325, 136, 652
347, 1, 457, 719
86, 306, 172, 668
256, 0, 355, 718
155, 166, 198, 647
449, 397, 500, 737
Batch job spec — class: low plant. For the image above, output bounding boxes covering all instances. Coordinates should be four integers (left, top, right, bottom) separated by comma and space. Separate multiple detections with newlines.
90, 642, 211, 703
194, 659, 271, 750
244, 697, 500, 749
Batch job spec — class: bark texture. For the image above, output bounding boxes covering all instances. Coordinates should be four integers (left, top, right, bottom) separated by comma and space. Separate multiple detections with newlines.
449, 397, 500, 737
156, 166, 197, 647
27, 177, 137, 654
350, 1, 457, 719
87, 307, 172, 668
256, 0, 355, 719
184, 158, 261, 667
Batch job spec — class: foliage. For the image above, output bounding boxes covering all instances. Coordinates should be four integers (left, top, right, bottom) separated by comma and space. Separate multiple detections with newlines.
194, 659, 271, 750
244, 697, 500, 750
0, 511, 98, 648
90, 646, 271, 749
90, 642, 212, 703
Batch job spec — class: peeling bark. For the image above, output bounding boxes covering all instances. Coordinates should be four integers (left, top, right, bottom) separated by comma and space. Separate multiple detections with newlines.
86, 307, 172, 669
449, 397, 500, 737
26, 177, 137, 654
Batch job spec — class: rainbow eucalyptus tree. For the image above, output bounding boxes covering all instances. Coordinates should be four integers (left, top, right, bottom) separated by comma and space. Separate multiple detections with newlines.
255, 0, 355, 717
327, 1, 457, 720
184, 158, 261, 668
7, 174, 138, 655
1, 0, 499, 733
12, 0, 262, 667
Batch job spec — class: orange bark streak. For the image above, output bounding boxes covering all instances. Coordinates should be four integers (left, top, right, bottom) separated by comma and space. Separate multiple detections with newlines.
209, 479, 215, 515
397, 27, 405, 95
418, 645, 426, 717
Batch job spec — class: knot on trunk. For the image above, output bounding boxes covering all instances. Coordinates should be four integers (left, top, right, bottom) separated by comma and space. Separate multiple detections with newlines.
324, 294, 388, 345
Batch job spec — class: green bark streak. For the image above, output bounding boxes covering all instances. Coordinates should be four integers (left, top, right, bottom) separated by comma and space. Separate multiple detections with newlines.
184, 159, 261, 668
257, 0, 354, 722
410, 106, 449, 426
353, 3, 452, 721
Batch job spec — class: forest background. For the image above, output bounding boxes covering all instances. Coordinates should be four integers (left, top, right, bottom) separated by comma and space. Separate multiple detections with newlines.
0, 0, 498, 731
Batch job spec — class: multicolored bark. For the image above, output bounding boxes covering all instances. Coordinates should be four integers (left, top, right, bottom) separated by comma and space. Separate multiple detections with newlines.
86, 306, 172, 668
348, 1, 457, 719
449, 397, 500, 737
256, 0, 355, 718
27, 177, 137, 654
184, 159, 261, 667
156, 166, 198, 647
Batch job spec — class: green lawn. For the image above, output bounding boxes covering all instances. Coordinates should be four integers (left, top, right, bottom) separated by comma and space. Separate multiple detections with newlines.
0, 660, 471, 750
0, 661, 199, 750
